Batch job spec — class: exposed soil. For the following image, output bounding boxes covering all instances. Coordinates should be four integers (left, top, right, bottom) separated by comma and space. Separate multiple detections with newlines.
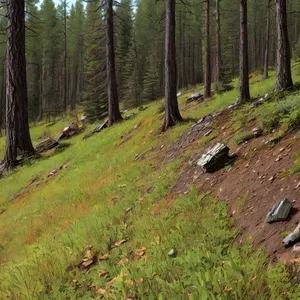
162, 108, 300, 263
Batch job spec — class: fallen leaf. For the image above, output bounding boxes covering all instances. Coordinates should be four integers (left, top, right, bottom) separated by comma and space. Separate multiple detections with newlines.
99, 253, 109, 260
99, 270, 109, 278
154, 234, 160, 245
118, 184, 127, 188
152, 272, 157, 278
135, 246, 146, 257
112, 239, 127, 248
118, 257, 129, 265
96, 288, 106, 295
106, 271, 133, 288
251, 276, 257, 281
84, 250, 93, 260
224, 286, 233, 292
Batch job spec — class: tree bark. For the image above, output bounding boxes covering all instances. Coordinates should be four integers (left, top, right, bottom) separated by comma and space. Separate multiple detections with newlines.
262, 0, 271, 80
275, 0, 293, 90
63, 0, 67, 111
204, 0, 211, 98
238, 0, 250, 103
106, 0, 122, 126
5, 0, 35, 169
162, 0, 182, 132
215, 0, 222, 84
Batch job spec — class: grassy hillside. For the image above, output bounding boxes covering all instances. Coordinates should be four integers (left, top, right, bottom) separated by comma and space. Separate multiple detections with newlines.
0, 71, 300, 299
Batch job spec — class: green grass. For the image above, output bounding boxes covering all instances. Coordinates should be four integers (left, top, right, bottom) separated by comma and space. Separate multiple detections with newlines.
290, 151, 300, 174
0, 71, 300, 299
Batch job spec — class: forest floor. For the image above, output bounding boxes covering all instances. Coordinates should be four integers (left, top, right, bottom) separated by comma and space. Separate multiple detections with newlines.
0, 70, 300, 299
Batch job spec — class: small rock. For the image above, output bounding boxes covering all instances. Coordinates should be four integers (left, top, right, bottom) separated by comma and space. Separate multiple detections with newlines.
295, 183, 300, 189
292, 244, 300, 253
204, 129, 212, 137
279, 147, 285, 153
48, 169, 57, 177
125, 207, 132, 214
197, 118, 204, 124
268, 176, 275, 182
252, 127, 262, 137
168, 249, 176, 258
177, 92, 182, 97
275, 156, 282, 162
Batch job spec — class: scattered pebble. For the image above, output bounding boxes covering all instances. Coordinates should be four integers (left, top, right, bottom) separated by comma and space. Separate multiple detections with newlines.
48, 169, 57, 177
204, 130, 212, 137
268, 176, 275, 182
295, 183, 300, 189
125, 207, 132, 214
168, 249, 176, 258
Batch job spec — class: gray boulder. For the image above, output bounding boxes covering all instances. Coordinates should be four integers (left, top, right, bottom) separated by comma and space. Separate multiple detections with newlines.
283, 223, 300, 247
266, 198, 292, 223
197, 143, 230, 172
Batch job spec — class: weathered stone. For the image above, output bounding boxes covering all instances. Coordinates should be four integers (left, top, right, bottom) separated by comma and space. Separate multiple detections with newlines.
227, 103, 239, 110
177, 92, 182, 97
252, 127, 262, 137
266, 198, 292, 223
186, 93, 203, 103
204, 129, 212, 137
48, 169, 57, 177
93, 120, 108, 133
197, 143, 230, 172
283, 223, 300, 247
168, 249, 176, 257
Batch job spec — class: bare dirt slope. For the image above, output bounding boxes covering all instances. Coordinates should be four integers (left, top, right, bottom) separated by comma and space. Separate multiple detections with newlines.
161, 108, 300, 263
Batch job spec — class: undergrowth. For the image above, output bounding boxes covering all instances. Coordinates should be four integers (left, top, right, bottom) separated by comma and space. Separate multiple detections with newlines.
0, 71, 300, 299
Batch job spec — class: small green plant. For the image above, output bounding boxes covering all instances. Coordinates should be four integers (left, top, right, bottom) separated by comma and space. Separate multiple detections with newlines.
235, 131, 254, 145
290, 151, 300, 174
236, 191, 249, 215
212, 80, 223, 94
257, 97, 300, 133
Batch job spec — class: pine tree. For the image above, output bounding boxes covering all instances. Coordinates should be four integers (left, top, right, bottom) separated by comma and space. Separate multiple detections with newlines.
162, 0, 182, 131
115, 0, 133, 100
5, 0, 35, 169
67, 1, 84, 110
238, 0, 250, 103
83, 2, 107, 123
276, 0, 293, 90
26, 0, 42, 121
40, 0, 62, 120
106, 0, 123, 126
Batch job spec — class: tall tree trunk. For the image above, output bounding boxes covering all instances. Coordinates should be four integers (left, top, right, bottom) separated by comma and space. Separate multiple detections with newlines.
215, 0, 222, 84
177, 11, 182, 90
262, 0, 271, 80
106, 0, 122, 126
275, 0, 293, 90
198, 25, 203, 83
182, 15, 186, 88
0, 62, 5, 132
5, 0, 35, 169
204, 0, 211, 98
63, 0, 67, 111
238, 0, 250, 103
162, 0, 182, 132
